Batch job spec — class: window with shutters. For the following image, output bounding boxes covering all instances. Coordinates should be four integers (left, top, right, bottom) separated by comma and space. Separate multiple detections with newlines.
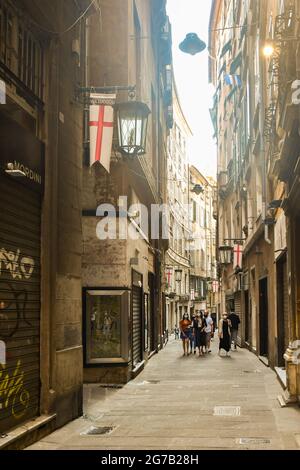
0, 0, 44, 100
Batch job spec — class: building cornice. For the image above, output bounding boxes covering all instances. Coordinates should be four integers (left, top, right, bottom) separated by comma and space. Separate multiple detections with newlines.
172, 75, 193, 137
208, 0, 222, 83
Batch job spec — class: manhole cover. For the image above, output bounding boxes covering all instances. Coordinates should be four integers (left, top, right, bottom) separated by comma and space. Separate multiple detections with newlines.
214, 406, 241, 416
238, 438, 271, 445
98, 384, 123, 389
243, 370, 262, 374
80, 426, 115, 436
136, 380, 160, 385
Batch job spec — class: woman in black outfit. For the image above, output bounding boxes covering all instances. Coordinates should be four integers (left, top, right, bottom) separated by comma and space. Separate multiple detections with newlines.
192, 313, 201, 356
199, 312, 207, 356
218, 313, 231, 357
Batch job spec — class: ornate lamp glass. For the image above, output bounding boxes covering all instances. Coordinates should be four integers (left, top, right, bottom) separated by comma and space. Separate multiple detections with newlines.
179, 33, 207, 56
219, 245, 233, 265
115, 101, 151, 156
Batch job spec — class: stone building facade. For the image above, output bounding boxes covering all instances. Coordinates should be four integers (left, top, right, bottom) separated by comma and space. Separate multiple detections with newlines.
164, 79, 192, 331
209, 0, 300, 403
81, 0, 172, 384
0, 0, 92, 447
0, 0, 172, 448
189, 167, 218, 318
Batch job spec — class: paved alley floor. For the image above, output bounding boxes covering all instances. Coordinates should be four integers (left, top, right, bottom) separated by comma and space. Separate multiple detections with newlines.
27, 339, 300, 450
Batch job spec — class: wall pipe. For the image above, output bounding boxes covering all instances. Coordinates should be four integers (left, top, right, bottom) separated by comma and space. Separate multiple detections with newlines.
259, 2, 271, 246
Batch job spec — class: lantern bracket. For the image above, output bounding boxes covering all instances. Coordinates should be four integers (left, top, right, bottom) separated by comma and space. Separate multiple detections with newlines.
223, 238, 246, 245
76, 85, 136, 104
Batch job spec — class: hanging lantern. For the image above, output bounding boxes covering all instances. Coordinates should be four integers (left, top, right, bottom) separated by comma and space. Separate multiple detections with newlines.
179, 33, 206, 56
219, 245, 233, 265
115, 101, 151, 156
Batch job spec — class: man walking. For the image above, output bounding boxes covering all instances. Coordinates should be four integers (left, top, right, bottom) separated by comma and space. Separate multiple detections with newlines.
228, 310, 240, 350
204, 311, 214, 353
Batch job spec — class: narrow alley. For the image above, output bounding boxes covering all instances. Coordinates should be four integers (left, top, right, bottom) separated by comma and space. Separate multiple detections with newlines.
27, 339, 300, 451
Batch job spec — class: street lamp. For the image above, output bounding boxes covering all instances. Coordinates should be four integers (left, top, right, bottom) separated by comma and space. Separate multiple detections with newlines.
218, 245, 232, 265
77, 85, 151, 157
263, 37, 300, 58
115, 101, 151, 156
191, 184, 204, 195
179, 33, 207, 56
263, 43, 275, 58
175, 269, 183, 283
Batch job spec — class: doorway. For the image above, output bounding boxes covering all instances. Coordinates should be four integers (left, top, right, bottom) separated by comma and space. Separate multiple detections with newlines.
244, 290, 250, 344
259, 278, 269, 357
132, 271, 143, 368
276, 256, 288, 366
148, 272, 156, 353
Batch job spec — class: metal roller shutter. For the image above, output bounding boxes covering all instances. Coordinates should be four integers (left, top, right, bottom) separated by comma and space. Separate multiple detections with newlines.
132, 285, 142, 367
0, 175, 41, 433
283, 261, 289, 352
234, 292, 242, 346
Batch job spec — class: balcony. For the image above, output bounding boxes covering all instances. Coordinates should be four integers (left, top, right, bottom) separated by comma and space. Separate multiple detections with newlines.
278, 125, 300, 182
160, 17, 172, 67
218, 161, 235, 199
279, 86, 298, 132
218, 171, 228, 199
179, 295, 190, 302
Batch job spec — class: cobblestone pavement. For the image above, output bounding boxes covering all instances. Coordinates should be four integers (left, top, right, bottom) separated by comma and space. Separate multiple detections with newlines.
27, 338, 300, 450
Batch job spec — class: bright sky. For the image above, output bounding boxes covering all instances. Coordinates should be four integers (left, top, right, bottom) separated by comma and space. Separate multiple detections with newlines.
166, 0, 216, 178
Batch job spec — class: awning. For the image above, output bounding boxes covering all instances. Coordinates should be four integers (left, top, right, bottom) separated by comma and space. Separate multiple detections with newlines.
220, 39, 232, 58
239, 20, 248, 45
230, 52, 242, 74
224, 86, 238, 108
218, 61, 227, 79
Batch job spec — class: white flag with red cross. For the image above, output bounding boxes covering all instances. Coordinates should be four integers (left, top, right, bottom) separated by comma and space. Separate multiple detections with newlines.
212, 280, 219, 293
89, 93, 116, 172
233, 244, 243, 269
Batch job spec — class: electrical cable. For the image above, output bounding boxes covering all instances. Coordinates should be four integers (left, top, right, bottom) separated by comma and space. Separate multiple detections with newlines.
128, 167, 215, 186
209, 22, 258, 32
129, 166, 189, 184
30, 0, 97, 35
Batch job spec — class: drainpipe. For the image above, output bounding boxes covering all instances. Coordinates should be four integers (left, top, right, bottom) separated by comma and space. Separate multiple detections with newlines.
83, 16, 90, 158
259, 5, 272, 246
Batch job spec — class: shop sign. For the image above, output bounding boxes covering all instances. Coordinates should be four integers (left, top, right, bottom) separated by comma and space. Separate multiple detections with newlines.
0, 113, 44, 193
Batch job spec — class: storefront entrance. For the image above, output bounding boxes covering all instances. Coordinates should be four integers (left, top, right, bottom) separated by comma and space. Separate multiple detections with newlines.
132, 271, 143, 368
259, 278, 269, 358
0, 114, 43, 433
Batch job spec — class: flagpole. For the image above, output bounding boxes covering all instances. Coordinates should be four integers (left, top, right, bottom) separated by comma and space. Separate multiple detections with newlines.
78, 85, 136, 94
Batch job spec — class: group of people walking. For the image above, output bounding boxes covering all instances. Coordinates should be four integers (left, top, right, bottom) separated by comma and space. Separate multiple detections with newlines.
177, 311, 240, 357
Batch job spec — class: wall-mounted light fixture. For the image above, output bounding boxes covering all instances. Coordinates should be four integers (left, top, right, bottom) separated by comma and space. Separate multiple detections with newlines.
4, 163, 26, 178
191, 184, 204, 195
218, 245, 233, 265
263, 37, 300, 58
115, 100, 151, 156
77, 85, 151, 157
